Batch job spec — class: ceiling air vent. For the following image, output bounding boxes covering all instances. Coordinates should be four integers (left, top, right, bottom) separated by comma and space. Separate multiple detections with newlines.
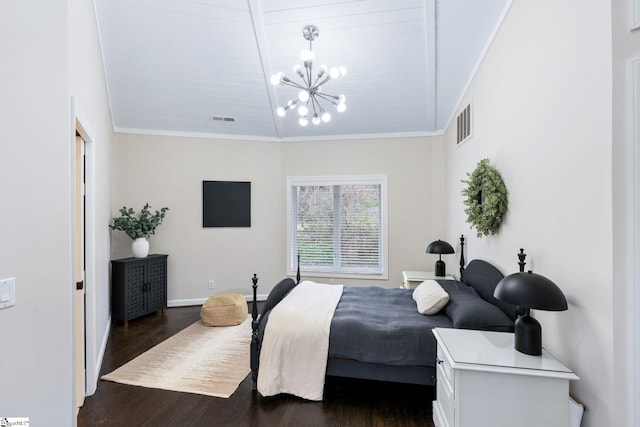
209, 115, 235, 123
456, 104, 471, 144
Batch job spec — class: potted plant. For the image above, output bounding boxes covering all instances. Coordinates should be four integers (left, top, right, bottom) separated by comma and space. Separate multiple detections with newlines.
109, 203, 169, 258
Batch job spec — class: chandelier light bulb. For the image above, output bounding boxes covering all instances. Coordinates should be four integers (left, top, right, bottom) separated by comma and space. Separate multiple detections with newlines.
312, 115, 321, 125
317, 65, 327, 78
298, 90, 310, 102
299, 117, 309, 126
339, 66, 347, 76
293, 65, 304, 78
322, 112, 331, 122
329, 67, 340, 79
270, 72, 283, 85
337, 103, 346, 113
277, 107, 286, 117
298, 105, 308, 116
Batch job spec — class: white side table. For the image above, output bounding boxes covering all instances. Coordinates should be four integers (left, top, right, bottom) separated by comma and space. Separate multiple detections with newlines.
401, 271, 454, 289
432, 328, 579, 427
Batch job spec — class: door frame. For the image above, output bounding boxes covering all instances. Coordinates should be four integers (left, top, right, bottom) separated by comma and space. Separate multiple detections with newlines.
74, 133, 85, 409
70, 98, 98, 400
629, 56, 640, 427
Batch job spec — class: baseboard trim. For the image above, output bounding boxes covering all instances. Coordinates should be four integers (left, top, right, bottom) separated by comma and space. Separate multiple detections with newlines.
168, 294, 268, 307
88, 314, 111, 396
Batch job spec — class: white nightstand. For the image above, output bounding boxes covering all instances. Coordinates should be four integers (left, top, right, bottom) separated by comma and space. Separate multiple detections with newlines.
432, 328, 579, 427
401, 271, 454, 289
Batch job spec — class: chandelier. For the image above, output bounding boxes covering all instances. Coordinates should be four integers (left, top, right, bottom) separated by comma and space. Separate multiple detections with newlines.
270, 25, 347, 127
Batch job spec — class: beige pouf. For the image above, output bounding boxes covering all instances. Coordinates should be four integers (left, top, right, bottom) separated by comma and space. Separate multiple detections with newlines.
200, 293, 248, 326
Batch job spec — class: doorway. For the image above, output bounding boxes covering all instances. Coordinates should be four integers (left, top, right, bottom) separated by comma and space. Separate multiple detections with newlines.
74, 133, 86, 410
72, 105, 97, 411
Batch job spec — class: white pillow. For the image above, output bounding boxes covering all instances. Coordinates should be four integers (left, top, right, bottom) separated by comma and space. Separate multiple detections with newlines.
412, 280, 449, 315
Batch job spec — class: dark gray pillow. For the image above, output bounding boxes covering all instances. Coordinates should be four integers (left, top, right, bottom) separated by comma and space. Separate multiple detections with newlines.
462, 259, 517, 321
262, 278, 297, 315
440, 280, 514, 332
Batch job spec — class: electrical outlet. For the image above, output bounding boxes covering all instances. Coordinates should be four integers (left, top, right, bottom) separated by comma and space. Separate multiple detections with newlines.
208, 280, 215, 290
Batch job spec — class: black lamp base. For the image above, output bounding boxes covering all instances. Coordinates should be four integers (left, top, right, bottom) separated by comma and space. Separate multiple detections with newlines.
514, 313, 542, 356
435, 260, 446, 276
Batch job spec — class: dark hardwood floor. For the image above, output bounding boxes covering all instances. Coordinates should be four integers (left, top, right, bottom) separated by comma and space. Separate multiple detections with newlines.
77, 305, 435, 427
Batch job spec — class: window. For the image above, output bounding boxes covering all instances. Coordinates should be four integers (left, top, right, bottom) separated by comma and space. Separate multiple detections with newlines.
287, 175, 388, 279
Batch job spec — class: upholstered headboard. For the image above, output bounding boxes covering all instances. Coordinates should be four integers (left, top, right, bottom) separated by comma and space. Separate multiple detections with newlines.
463, 259, 517, 321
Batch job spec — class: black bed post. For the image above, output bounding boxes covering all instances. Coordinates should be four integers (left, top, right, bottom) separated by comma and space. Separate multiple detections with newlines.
516, 250, 528, 318
250, 273, 259, 390
296, 252, 301, 284
517, 248, 527, 272
459, 235, 465, 281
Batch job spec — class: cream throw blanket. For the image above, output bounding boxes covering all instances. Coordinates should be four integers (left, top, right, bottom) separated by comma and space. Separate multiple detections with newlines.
257, 281, 344, 401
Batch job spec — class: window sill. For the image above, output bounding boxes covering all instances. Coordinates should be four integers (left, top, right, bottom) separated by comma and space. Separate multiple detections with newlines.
287, 271, 388, 281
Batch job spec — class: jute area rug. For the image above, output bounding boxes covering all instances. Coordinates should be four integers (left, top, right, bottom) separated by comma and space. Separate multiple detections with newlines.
101, 318, 251, 398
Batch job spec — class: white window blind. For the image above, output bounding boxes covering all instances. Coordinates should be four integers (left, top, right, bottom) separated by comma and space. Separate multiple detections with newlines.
287, 175, 388, 279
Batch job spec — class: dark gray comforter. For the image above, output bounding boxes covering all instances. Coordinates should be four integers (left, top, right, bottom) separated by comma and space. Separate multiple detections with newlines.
327, 279, 515, 368
328, 286, 453, 367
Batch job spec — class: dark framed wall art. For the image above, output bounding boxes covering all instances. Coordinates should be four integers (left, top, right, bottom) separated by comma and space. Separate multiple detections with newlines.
202, 180, 251, 227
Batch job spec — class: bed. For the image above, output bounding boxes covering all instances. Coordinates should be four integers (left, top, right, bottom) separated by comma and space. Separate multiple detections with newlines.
249, 252, 517, 398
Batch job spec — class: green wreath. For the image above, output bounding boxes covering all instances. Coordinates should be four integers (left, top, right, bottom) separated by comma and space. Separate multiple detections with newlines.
461, 158, 508, 237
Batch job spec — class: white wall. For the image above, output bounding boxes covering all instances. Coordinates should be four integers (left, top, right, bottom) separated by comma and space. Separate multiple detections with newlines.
68, 0, 114, 395
0, 1, 113, 424
111, 134, 446, 300
443, 1, 612, 426
0, 1, 73, 424
282, 136, 448, 286
611, 0, 640, 425
111, 134, 287, 301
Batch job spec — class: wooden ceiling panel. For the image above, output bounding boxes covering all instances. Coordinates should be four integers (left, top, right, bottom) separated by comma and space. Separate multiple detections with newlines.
95, 0, 511, 140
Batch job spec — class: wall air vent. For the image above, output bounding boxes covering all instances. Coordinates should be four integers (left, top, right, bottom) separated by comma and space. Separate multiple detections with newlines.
456, 103, 472, 144
209, 115, 235, 123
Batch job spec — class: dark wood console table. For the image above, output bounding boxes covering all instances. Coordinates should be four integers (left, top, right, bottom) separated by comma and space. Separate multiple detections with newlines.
111, 254, 168, 327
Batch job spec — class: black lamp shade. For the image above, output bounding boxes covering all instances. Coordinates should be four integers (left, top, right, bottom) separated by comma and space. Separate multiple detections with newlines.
493, 271, 567, 356
426, 240, 454, 276
426, 240, 455, 256
493, 272, 567, 311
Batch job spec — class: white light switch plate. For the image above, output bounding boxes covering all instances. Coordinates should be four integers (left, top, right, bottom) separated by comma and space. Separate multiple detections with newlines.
0, 277, 16, 309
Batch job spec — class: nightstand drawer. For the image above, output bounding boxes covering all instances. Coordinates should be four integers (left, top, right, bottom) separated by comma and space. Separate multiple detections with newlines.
437, 345, 454, 388
435, 363, 454, 426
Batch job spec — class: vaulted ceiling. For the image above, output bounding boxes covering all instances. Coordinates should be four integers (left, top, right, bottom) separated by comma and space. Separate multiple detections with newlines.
94, 0, 510, 141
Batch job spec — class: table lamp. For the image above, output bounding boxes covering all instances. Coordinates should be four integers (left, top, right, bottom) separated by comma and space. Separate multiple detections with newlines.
493, 269, 568, 356
426, 239, 454, 276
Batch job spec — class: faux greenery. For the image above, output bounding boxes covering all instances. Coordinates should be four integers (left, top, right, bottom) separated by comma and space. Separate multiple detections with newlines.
109, 203, 169, 240
461, 158, 508, 237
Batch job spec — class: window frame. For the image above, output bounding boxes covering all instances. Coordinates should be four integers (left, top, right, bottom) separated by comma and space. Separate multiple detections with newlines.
286, 175, 388, 280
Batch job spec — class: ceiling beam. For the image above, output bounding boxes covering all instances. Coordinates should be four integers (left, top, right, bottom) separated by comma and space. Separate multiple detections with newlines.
248, 0, 284, 139
423, 0, 437, 131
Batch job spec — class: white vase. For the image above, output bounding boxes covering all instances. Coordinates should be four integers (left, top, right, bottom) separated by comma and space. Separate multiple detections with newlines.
131, 237, 149, 258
